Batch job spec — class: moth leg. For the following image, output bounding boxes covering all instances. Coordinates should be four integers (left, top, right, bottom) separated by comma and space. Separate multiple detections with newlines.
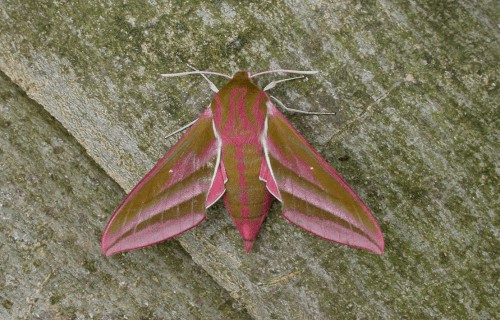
160, 68, 230, 89
270, 96, 335, 115
165, 117, 199, 139
263, 75, 307, 91
187, 64, 219, 93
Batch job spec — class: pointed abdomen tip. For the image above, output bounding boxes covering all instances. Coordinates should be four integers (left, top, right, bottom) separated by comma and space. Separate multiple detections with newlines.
244, 240, 254, 253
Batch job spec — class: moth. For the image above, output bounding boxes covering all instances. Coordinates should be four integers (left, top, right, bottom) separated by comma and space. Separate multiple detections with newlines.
101, 68, 384, 256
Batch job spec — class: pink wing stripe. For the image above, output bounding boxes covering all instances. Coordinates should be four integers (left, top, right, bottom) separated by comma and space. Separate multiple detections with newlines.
264, 103, 384, 254
283, 211, 382, 254
265, 139, 320, 187
113, 108, 215, 212
276, 180, 374, 236
220, 160, 228, 182
206, 165, 226, 207
104, 213, 205, 256
259, 157, 281, 200
267, 104, 359, 194
108, 178, 210, 239
102, 107, 220, 256
160, 140, 218, 193
266, 103, 381, 220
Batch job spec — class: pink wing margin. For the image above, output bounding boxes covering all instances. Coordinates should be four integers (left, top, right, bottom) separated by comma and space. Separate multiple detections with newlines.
261, 102, 384, 254
101, 107, 224, 256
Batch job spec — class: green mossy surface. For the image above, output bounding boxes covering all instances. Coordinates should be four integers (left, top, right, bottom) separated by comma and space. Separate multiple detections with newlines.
1, 1, 498, 319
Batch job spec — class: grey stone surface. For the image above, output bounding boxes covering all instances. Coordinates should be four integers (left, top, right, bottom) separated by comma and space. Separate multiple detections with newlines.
1, 1, 498, 319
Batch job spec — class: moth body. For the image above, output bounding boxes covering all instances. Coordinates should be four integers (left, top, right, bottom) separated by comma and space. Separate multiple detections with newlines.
212, 72, 273, 252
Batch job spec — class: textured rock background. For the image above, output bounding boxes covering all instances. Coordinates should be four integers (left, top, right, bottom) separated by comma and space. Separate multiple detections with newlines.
0, 1, 497, 319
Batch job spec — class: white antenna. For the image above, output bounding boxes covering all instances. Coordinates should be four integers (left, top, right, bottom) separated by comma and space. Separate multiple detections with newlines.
251, 69, 318, 78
